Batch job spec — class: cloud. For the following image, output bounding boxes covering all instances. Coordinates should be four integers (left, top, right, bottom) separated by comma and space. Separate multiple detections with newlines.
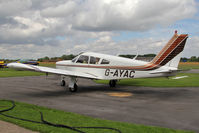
72, 0, 197, 31
0, 0, 198, 59
39, 0, 197, 31
41, 1, 77, 17
0, 0, 32, 17
183, 36, 199, 57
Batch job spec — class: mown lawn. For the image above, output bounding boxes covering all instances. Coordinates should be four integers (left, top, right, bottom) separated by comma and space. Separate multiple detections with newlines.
179, 62, 199, 70
0, 62, 55, 77
96, 73, 199, 87
39, 62, 56, 68
0, 68, 44, 77
0, 100, 194, 133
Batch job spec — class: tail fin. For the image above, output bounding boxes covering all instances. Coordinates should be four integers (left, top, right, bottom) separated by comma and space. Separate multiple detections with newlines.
151, 30, 188, 67
165, 53, 182, 68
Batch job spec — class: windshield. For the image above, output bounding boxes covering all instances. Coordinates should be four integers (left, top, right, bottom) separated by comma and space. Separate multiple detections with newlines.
76, 55, 89, 64
72, 57, 78, 63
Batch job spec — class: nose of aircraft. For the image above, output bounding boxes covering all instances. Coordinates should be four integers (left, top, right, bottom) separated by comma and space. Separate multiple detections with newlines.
7, 62, 14, 68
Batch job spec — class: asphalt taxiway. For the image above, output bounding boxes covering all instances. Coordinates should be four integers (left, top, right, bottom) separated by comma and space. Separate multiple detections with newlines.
0, 75, 199, 132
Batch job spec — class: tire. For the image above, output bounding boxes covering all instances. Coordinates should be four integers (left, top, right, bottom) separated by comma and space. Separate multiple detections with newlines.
60, 80, 65, 86
69, 83, 78, 92
109, 80, 116, 87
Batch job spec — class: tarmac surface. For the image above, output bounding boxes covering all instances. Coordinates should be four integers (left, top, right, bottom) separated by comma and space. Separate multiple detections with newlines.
0, 75, 199, 132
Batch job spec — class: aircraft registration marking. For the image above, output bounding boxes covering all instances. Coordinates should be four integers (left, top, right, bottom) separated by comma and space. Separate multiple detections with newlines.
105, 69, 135, 78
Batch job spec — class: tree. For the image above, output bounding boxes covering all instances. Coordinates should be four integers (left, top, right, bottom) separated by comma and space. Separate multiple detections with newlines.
190, 56, 197, 62
180, 57, 188, 62
61, 54, 75, 60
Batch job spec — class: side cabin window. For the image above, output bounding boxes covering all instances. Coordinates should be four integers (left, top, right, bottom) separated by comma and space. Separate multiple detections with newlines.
101, 59, 110, 64
90, 56, 100, 64
76, 55, 89, 64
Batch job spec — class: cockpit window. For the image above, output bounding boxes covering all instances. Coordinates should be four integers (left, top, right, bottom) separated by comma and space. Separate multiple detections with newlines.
101, 59, 110, 64
90, 56, 100, 64
76, 55, 89, 64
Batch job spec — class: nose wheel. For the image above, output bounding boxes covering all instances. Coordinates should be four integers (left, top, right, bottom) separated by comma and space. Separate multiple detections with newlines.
60, 76, 78, 92
60, 80, 66, 86
68, 77, 78, 92
69, 83, 78, 92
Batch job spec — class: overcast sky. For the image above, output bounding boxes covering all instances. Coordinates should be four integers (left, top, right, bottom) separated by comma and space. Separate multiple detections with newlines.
0, 0, 198, 59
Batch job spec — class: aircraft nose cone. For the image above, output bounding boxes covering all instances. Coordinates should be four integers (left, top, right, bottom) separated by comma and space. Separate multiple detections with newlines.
7, 63, 13, 68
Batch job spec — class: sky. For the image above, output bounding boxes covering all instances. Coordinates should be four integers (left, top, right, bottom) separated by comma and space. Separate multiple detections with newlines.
0, 0, 199, 59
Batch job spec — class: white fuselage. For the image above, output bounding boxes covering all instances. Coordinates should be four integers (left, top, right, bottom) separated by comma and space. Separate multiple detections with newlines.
56, 52, 176, 80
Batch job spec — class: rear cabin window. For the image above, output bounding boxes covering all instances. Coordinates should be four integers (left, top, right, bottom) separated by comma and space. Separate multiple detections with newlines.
90, 56, 100, 64
101, 59, 110, 64
76, 55, 89, 64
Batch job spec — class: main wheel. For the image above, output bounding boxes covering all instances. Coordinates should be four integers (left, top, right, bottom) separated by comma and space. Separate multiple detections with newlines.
60, 80, 65, 86
109, 80, 116, 87
69, 83, 78, 92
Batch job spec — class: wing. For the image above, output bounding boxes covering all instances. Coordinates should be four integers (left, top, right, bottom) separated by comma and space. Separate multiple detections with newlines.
7, 63, 98, 79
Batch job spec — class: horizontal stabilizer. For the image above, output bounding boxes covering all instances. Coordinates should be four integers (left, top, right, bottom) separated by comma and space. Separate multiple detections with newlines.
172, 76, 188, 79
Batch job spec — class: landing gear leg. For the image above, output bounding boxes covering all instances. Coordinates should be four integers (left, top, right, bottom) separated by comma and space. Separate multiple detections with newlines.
60, 76, 66, 86
68, 77, 78, 92
109, 80, 117, 87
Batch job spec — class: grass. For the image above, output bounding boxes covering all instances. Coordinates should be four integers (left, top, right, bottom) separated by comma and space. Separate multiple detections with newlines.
0, 62, 55, 77
0, 68, 45, 77
179, 62, 199, 70
0, 100, 194, 133
39, 62, 56, 68
96, 73, 199, 87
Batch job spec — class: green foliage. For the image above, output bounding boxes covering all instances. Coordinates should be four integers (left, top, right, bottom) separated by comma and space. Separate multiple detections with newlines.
38, 56, 50, 62
61, 54, 76, 60
0, 100, 194, 133
119, 54, 156, 59
37, 54, 76, 62
189, 56, 199, 62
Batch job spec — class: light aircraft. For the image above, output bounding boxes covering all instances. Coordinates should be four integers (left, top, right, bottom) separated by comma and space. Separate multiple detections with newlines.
8, 31, 188, 92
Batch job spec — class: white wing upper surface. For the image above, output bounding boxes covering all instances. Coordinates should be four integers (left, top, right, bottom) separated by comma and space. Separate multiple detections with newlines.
7, 63, 98, 79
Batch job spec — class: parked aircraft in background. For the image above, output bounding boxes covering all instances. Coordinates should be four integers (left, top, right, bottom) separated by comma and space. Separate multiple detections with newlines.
17, 59, 39, 65
0, 61, 7, 68
8, 31, 188, 92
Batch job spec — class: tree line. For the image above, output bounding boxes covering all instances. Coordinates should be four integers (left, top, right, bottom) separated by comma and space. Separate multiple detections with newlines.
37, 54, 199, 62
1, 54, 199, 62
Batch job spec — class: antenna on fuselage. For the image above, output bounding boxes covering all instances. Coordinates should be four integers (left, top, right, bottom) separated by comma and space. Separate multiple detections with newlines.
116, 53, 120, 56
132, 50, 139, 60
